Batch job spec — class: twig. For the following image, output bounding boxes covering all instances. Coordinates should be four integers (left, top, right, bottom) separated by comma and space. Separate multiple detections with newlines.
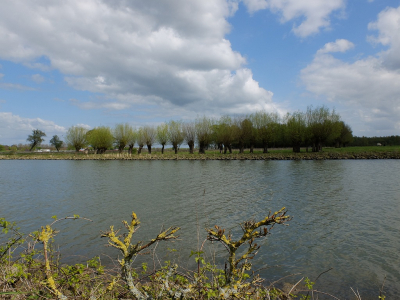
267, 273, 301, 288
314, 267, 333, 283
297, 289, 341, 300
350, 287, 362, 300
379, 275, 386, 298
288, 276, 304, 296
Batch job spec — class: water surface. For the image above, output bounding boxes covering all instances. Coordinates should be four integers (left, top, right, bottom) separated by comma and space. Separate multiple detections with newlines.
1, 160, 399, 298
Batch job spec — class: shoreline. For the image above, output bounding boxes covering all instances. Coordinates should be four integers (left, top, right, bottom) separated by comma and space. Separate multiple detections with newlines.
1, 151, 400, 160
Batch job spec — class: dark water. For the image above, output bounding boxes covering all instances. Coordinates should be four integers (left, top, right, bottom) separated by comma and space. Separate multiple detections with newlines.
1, 160, 399, 298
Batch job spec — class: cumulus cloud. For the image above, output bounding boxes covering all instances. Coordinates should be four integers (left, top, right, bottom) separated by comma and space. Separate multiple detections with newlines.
368, 6, 400, 70
316, 39, 354, 54
0, 0, 274, 117
0, 112, 66, 145
242, 0, 345, 37
301, 5, 400, 135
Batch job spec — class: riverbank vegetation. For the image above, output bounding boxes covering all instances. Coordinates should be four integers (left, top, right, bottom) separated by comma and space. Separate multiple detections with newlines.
1, 210, 386, 299
0, 209, 296, 299
1, 105, 399, 160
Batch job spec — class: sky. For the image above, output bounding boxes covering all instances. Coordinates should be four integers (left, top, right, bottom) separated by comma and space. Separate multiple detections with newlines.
1, 0, 400, 145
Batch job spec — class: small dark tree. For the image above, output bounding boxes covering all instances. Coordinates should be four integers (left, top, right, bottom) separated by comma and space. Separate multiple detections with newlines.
49, 135, 63, 152
27, 129, 46, 151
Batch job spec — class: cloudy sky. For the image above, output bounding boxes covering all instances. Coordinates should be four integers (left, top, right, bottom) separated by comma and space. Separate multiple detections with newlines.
1, 0, 399, 145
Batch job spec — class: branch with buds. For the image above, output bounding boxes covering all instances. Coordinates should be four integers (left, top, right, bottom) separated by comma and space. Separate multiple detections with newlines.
102, 211, 180, 300
206, 207, 291, 286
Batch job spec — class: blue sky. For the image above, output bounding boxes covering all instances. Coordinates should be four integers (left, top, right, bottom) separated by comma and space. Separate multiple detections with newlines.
1, 0, 400, 145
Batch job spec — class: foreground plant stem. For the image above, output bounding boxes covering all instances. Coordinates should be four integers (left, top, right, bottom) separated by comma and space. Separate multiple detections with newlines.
102, 211, 180, 299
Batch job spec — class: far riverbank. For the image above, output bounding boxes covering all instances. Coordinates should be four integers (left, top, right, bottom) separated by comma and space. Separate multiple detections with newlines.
1, 146, 400, 160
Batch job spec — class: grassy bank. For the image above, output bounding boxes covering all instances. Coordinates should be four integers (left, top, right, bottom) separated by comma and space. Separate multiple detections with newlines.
1, 146, 400, 160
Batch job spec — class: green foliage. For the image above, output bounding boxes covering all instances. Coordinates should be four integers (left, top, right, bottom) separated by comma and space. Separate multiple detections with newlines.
168, 120, 184, 154
87, 126, 114, 154
27, 129, 46, 151
49, 135, 63, 152
66, 125, 88, 152
0, 144, 5, 151
1, 208, 384, 299
114, 123, 134, 153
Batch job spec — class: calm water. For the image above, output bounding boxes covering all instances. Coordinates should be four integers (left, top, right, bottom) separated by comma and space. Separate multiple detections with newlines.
1, 160, 400, 298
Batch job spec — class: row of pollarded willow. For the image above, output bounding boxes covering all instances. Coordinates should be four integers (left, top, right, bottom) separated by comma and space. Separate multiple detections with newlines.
64, 106, 353, 154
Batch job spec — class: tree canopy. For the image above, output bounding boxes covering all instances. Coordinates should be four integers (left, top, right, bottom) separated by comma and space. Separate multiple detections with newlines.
50, 135, 63, 152
66, 126, 88, 152
27, 129, 46, 151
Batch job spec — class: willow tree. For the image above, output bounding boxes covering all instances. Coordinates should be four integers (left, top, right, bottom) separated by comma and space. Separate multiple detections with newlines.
127, 129, 136, 154
333, 121, 353, 148
285, 111, 306, 153
142, 126, 156, 154
306, 105, 341, 152
183, 122, 196, 154
136, 128, 146, 154
215, 116, 235, 154
168, 121, 184, 154
156, 123, 169, 154
50, 135, 63, 152
233, 117, 253, 154
195, 117, 213, 154
27, 129, 46, 151
114, 123, 134, 154
253, 111, 280, 153
87, 126, 114, 154
66, 126, 88, 152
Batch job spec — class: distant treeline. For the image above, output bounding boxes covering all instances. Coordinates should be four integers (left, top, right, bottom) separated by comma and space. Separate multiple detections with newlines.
3, 106, 398, 154
351, 135, 400, 146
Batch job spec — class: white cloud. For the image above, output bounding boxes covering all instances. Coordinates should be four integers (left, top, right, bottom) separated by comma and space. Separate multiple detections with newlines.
31, 74, 45, 83
0, 82, 36, 91
368, 6, 400, 70
301, 5, 400, 135
0, 112, 66, 145
0, 0, 274, 117
242, 0, 345, 37
316, 39, 354, 54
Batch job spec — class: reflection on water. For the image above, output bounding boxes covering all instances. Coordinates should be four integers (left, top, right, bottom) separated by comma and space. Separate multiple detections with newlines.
1, 160, 400, 298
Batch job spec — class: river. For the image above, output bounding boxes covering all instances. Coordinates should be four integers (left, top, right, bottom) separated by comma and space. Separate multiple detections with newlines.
1, 160, 399, 298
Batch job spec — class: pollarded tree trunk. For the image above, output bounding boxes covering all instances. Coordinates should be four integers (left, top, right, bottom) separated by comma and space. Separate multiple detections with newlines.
172, 143, 178, 154
262, 141, 268, 153
118, 145, 124, 154
239, 143, 244, 154
188, 141, 194, 154
161, 144, 165, 154
199, 142, 206, 154
219, 143, 223, 154
138, 146, 143, 154
128, 144, 134, 154
250, 144, 254, 153
147, 144, 152, 154
293, 144, 301, 153
223, 144, 228, 154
